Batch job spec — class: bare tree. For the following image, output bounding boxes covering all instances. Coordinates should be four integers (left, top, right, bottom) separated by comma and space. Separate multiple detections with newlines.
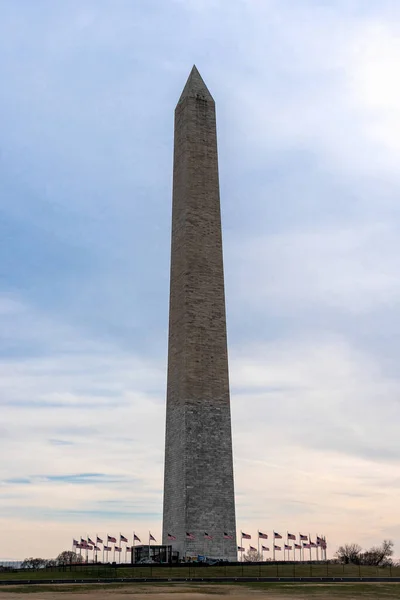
21, 557, 48, 570
361, 540, 394, 566
56, 551, 83, 565
243, 548, 263, 562
335, 543, 362, 564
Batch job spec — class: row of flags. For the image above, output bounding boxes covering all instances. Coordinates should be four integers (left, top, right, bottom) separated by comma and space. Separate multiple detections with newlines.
73, 532, 157, 553
175, 532, 233, 541
240, 531, 327, 549
238, 543, 325, 551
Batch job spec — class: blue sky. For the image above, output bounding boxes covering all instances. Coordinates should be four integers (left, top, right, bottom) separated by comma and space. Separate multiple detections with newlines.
1, 0, 400, 559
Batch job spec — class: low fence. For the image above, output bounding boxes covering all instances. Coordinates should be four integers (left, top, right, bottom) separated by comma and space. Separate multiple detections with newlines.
2, 561, 399, 581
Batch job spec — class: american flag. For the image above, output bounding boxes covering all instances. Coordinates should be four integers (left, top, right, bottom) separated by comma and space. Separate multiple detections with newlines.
294, 543, 301, 549
103, 546, 112, 551
274, 532, 282, 539
258, 531, 268, 539
88, 537, 95, 545
299, 534, 308, 541
167, 533, 176, 541
149, 533, 156, 542
316, 536, 322, 545
115, 547, 122, 552
204, 532, 213, 540
287, 533, 296, 540
73, 539, 78, 546
310, 541, 317, 548
224, 532, 233, 539
321, 539, 327, 550
274, 545, 281, 551
237, 546, 245, 551
133, 534, 141, 542
108, 535, 117, 543
242, 532, 251, 540
303, 543, 311, 549
120, 535, 128, 543
284, 544, 292, 550
93, 546, 101, 551
261, 545, 269, 551
186, 532, 195, 540
97, 536, 103, 544
80, 538, 88, 546
249, 546, 257, 551
126, 546, 131, 551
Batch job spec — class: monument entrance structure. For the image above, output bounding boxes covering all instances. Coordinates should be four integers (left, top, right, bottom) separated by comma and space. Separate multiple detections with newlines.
162, 66, 237, 560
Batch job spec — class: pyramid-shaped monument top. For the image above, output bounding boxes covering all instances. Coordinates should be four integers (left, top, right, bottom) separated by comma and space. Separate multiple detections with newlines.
177, 65, 214, 104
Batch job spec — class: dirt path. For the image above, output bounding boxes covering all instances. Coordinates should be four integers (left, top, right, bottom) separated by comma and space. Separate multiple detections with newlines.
0, 583, 399, 599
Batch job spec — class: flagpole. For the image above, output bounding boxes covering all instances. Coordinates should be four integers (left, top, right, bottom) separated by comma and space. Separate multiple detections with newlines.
222, 534, 225, 560
286, 531, 287, 562
257, 530, 259, 556
308, 533, 312, 562
273, 533, 275, 562
316, 534, 319, 562
240, 531, 243, 562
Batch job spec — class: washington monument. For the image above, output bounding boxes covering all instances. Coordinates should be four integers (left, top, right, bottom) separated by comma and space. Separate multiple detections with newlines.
162, 66, 237, 560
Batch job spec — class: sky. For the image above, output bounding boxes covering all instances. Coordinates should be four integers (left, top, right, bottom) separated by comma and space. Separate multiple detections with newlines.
0, 0, 400, 561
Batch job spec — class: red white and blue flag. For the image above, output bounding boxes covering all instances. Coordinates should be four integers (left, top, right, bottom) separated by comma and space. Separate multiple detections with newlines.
104, 546, 112, 551
287, 533, 296, 540
133, 534, 141, 542
167, 533, 176, 541
73, 539, 78, 547
108, 535, 117, 543
295, 543, 302, 549
284, 544, 292, 550
242, 532, 251, 539
88, 537, 95, 545
93, 546, 101, 551
258, 531, 268, 539
274, 532, 282, 539
299, 534, 308, 541
261, 545, 269, 551
115, 547, 122, 552
237, 546, 245, 551
97, 536, 103, 544
249, 546, 257, 552
303, 543, 311, 549
149, 533, 156, 542
126, 546, 131, 551
120, 535, 128, 543
274, 545, 281, 551
224, 532, 233, 539
186, 532, 195, 540
310, 541, 317, 548
204, 532, 213, 540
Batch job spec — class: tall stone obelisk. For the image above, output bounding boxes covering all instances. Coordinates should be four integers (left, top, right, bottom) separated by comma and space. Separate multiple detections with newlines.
162, 66, 237, 560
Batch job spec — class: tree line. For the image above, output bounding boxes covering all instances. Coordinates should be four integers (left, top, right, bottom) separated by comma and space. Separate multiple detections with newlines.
335, 540, 395, 566
21, 551, 83, 569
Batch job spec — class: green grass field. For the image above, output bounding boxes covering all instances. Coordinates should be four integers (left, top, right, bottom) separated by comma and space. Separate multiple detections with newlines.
0, 562, 399, 581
